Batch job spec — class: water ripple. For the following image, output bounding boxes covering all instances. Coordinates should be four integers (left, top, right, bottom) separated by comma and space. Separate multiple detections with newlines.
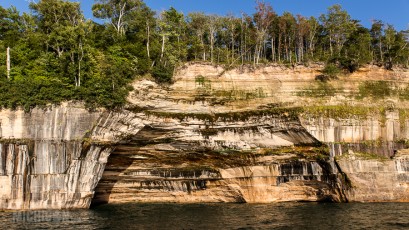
1, 203, 409, 229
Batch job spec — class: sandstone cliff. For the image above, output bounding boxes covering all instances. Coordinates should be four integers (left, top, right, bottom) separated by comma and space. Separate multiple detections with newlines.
1, 63, 409, 210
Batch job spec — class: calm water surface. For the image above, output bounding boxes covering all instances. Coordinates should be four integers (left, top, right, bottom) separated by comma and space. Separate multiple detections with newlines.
1, 203, 409, 229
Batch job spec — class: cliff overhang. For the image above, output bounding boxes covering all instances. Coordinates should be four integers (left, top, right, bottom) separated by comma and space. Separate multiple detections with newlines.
2, 63, 409, 209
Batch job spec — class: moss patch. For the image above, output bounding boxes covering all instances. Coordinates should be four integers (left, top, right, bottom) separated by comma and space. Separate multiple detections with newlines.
356, 81, 395, 99
302, 105, 384, 119
297, 82, 340, 98
336, 151, 389, 161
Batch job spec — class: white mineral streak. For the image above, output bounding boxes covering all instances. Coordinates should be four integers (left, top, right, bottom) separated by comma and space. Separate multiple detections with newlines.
337, 151, 409, 202
0, 103, 144, 210
302, 113, 400, 144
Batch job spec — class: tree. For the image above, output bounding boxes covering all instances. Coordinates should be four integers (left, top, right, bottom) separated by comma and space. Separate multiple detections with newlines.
341, 25, 372, 72
296, 15, 309, 63
253, 1, 275, 64
268, 13, 279, 62
187, 12, 208, 61
306, 16, 319, 60
126, 3, 155, 60
0, 6, 22, 47
157, 7, 185, 66
280, 12, 296, 63
370, 20, 384, 63
224, 14, 241, 63
319, 4, 355, 57
239, 13, 255, 64
384, 24, 396, 69
92, 0, 142, 35
206, 14, 221, 63
384, 25, 409, 69
30, 0, 92, 87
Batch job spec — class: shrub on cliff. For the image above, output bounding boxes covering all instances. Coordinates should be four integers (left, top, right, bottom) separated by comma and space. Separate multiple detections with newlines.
317, 63, 340, 81
152, 65, 173, 83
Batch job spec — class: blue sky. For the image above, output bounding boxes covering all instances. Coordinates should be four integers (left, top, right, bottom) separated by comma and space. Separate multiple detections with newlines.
1, 0, 409, 31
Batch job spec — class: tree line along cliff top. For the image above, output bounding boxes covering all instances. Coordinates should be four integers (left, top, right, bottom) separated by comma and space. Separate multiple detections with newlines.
0, 0, 408, 111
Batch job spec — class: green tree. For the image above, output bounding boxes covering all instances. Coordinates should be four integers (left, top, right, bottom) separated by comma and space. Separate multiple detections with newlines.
157, 7, 185, 66
187, 12, 207, 61
370, 20, 384, 63
306, 16, 319, 60
154, 7, 186, 83
384, 24, 397, 69
125, 2, 156, 71
206, 14, 222, 63
341, 25, 372, 72
319, 4, 355, 57
224, 14, 241, 63
253, 1, 275, 64
30, 0, 90, 87
0, 6, 22, 47
92, 0, 143, 35
384, 26, 409, 69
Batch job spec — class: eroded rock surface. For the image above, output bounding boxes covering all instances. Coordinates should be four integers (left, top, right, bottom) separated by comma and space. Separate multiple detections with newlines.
2, 63, 409, 210
0, 104, 145, 209
337, 150, 409, 202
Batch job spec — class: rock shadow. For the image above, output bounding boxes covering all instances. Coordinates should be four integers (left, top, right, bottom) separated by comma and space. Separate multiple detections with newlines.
90, 126, 170, 207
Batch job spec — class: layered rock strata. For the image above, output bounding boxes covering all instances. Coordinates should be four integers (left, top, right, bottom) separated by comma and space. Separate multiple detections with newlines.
1, 63, 409, 210
337, 151, 409, 202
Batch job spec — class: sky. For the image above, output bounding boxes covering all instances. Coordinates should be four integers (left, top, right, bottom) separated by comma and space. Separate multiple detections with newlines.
1, 0, 409, 31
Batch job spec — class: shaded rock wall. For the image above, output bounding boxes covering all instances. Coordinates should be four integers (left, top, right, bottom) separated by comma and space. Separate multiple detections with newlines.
92, 110, 333, 205
93, 150, 345, 204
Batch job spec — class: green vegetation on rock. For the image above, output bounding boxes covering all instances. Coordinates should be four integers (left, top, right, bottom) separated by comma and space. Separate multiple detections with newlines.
336, 151, 389, 161
302, 105, 382, 119
297, 82, 338, 98
356, 81, 409, 102
261, 145, 330, 161
357, 81, 394, 99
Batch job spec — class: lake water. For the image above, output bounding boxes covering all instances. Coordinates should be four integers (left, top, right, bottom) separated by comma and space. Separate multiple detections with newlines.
2, 202, 409, 229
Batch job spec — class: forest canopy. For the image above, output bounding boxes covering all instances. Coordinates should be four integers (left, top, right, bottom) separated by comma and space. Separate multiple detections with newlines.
0, 0, 408, 110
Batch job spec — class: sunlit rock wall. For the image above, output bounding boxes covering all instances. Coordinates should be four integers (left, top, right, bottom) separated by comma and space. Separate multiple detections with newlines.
301, 111, 408, 157
0, 105, 97, 209
0, 104, 145, 210
94, 63, 409, 205
0, 142, 111, 209
337, 151, 409, 202
2, 63, 409, 209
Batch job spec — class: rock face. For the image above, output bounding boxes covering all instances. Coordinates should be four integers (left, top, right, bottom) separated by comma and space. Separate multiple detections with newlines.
0, 142, 111, 209
0, 105, 144, 209
95, 158, 345, 204
302, 110, 409, 157
91, 112, 346, 205
2, 63, 409, 210
337, 151, 409, 202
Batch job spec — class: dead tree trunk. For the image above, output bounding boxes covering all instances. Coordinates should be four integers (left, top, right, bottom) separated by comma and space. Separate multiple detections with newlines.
6, 47, 10, 79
